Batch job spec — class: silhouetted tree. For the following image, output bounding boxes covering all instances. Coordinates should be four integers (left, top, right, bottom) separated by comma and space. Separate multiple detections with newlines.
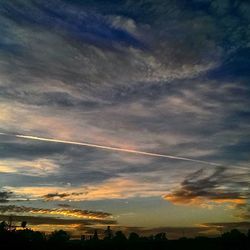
129, 232, 140, 241
48, 229, 70, 244
0, 224, 249, 250
17, 229, 45, 243
81, 234, 85, 241
21, 221, 27, 228
154, 232, 167, 241
114, 230, 127, 242
93, 229, 99, 241
104, 226, 113, 240
222, 229, 246, 240
0, 221, 7, 232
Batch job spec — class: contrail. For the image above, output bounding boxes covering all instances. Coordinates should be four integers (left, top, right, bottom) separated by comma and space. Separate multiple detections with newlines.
0, 132, 219, 166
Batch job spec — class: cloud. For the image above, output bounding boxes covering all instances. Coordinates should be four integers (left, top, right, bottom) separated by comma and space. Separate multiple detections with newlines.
0, 214, 116, 226
43, 192, 84, 201
0, 191, 12, 203
57, 203, 72, 208
0, 203, 116, 234
234, 203, 250, 220
7, 176, 167, 201
164, 167, 249, 207
0, 189, 26, 203
201, 221, 250, 232
0, 158, 59, 176
0, 0, 249, 231
0, 0, 223, 111
0, 205, 112, 219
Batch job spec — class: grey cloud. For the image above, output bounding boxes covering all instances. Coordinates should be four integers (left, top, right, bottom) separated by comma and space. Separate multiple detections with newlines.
0, 191, 12, 203
0, 169, 116, 188
57, 203, 72, 208
43, 192, 84, 201
164, 167, 249, 205
0, 0, 249, 162
0, 0, 225, 109
0, 138, 66, 160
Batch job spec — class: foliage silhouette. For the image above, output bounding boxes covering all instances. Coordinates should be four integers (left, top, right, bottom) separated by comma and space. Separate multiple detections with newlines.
48, 229, 70, 245
0, 222, 249, 250
128, 232, 140, 241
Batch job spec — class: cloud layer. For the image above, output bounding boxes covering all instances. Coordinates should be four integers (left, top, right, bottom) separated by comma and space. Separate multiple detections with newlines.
0, 0, 249, 237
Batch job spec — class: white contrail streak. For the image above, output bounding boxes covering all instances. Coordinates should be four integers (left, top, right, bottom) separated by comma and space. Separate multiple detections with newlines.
0, 132, 219, 166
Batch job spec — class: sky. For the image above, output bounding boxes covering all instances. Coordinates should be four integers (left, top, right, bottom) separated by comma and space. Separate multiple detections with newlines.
0, 0, 250, 239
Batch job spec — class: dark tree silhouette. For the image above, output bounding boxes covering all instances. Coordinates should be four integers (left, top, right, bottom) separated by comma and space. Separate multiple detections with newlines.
113, 230, 127, 242
21, 221, 27, 228
0, 221, 7, 232
129, 232, 140, 241
104, 225, 113, 240
93, 229, 99, 241
0, 222, 249, 250
48, 229, 70, 244
154, 232, 167, 241
17, 229, 45, 243
222, 229, 246, 240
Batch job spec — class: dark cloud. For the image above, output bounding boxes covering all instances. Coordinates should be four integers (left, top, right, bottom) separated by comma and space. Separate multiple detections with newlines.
164, 167, 249, 206
0, 191, 12, 203
57, 203, 72, 208
43, 192, 84, 201
0, 138, 66, 160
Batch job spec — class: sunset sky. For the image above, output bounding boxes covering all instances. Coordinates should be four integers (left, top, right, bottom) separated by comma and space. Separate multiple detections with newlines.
0, 0, 249, 239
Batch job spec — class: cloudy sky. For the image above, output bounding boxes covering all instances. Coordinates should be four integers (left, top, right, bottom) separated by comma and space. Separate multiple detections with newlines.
0, 0, 249, 239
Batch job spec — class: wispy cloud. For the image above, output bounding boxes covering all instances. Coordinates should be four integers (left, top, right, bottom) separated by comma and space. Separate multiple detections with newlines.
0, 0, 249, 233
6, 176, 167, 201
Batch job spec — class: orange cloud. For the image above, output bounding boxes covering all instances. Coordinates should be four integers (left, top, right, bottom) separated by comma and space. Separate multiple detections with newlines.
10, 177, 166, 201
163, 167, 248, 208
0, 205, 111, 219
164, 193, 246, 207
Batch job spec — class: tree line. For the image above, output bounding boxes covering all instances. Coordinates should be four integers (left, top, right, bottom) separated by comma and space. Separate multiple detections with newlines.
0, 221, 249, 250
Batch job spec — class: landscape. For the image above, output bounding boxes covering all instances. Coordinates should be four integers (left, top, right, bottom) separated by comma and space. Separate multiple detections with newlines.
0, 0, 249, 249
